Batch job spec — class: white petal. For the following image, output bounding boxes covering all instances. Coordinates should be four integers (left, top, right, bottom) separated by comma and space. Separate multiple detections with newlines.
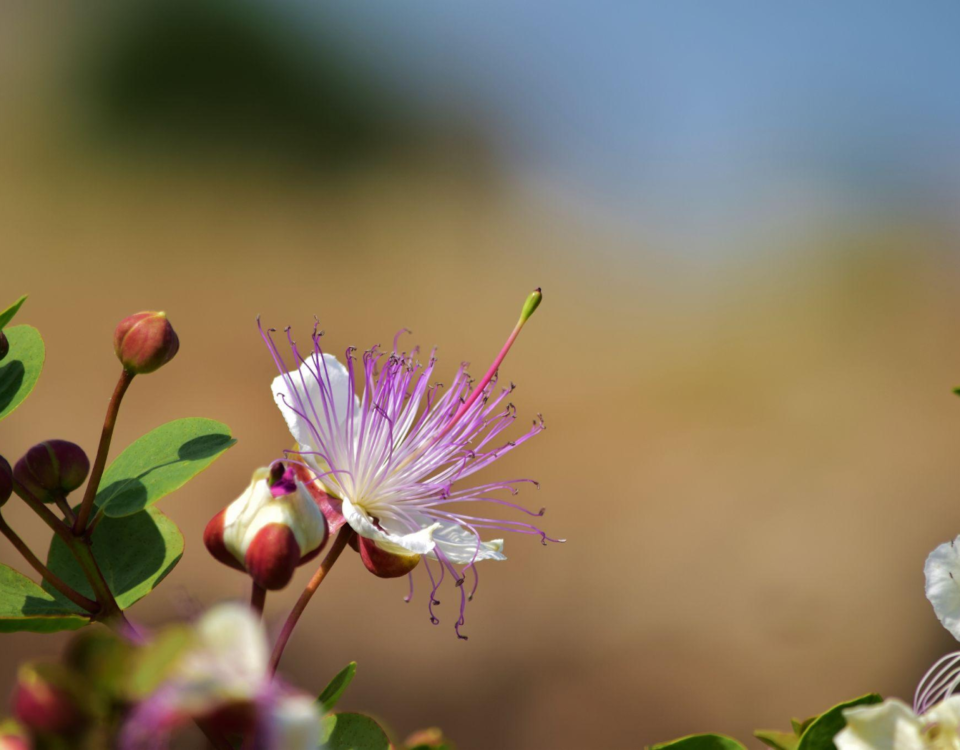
222, 469, 274, 561
836, 699, 924, 750
271, 695, 323, 750
923, 695, 960, 728
237, 483, 328, 556
425, 517, 506, 564
271, 354, 357, 450
175, 604, 269, 703
926, 538, 960, 640
342, 497, 439, 556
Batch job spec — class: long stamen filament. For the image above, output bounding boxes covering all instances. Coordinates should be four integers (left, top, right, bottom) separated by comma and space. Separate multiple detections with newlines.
394, 288, 541, 473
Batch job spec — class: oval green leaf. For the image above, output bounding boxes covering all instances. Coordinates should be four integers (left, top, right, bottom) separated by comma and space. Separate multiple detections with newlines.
44, 506, 183, 610
318, 662, 357, 712
651, 735, 747, 750
0, 325, 44, 422
320, 713, 391, 750
755, 730, 800, 750
796, 694, 883, 750
0, 295, 27, 330
0, 563, 89, 633
95, 417, 236, 517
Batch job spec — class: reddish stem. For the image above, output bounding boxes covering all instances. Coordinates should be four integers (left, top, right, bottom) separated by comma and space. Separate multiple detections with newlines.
251, 582, 267, 617
269, 526, 352, 674
0, 514, 99, 613
74, 368, 135, 533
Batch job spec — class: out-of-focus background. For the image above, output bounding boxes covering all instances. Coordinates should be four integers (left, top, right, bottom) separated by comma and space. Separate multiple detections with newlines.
3, 2, 960, 747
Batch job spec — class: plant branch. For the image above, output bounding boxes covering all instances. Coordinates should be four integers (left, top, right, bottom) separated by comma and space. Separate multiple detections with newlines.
13, 481, 73, 543
269, 526, 352, 674
0, 514, 99, 613
251, 582, 266, 617
54, 496, 76, 525
74, 368, 134, 533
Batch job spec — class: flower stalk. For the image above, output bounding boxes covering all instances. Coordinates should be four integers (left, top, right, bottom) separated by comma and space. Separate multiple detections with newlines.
0, 515, 98, 613
269, 525, 353, 674
74, 369, 134, 533
251, 582, 266, 617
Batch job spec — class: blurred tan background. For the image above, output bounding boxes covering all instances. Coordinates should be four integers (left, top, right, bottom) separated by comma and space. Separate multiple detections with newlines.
4, 2, 960, 748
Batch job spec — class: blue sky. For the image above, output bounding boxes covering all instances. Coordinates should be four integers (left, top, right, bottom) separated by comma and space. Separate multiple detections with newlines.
298, 1, 960, 251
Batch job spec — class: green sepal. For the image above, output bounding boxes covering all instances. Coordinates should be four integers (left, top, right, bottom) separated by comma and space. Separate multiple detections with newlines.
0, 563, 89, 633
0, 325, 44, 422
318, 662, 357, 712
94, 417, 236, 517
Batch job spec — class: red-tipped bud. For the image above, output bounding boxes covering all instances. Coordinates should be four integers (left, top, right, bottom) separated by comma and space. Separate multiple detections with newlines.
203, 509, 245, 572
13, 441, 89, 505
244, 524, 302, 590
404, 728, 451, 749
205, 466, 328, 590
0, 721, 29, 750
113, 311, 179, 374
0, 456, 12, 508
0, 331, 8, 362
359, 536, 421, 578
11, 664, 85, 736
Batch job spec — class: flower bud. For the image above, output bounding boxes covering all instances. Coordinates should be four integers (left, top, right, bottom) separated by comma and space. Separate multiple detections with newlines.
113, 311, 179, 374
0, 721, 29, 750
11, 664, 86, 736
0, 456, 12, 508
404, 727, 451, 749
13, 441, 89, 505
204, 465, 328, 590
358, 536, 421, 579
0, 331, 8, 362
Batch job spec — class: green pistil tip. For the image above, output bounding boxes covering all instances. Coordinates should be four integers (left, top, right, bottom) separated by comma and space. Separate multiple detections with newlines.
520, 287, 543, 324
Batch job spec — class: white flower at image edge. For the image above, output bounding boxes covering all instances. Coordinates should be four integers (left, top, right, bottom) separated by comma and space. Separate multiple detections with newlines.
121, 603, 323, 750
925, 537, 960, 641
836, 698, 960, 750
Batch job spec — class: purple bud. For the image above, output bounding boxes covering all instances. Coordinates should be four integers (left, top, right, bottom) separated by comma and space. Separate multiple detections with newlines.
13, 440, 89, 504
113, 311, 179, 374
0, 456, 11, 508
0, 331, 8, 362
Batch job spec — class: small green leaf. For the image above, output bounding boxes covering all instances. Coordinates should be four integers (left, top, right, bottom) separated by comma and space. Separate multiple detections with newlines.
0, 295, 27, 330
44, 507, 183, 610
755, 730, 800, 750
0, 325, 44, 422
651, 735, 747, 750
796, 694, 883, 750
0, 564, 89, 633
318, 662, 357, 711
95, 418, 236, 517
792, 718, 816, 736
320, 713, 391, 750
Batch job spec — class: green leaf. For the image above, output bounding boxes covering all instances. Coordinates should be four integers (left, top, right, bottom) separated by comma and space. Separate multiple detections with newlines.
95, 418, 236, 517
0, 563, 89, 633
318, 662, 357, 711
0, 325, 44, 422
755, 730, 800, 750
320, 713, 391, 750
44, 506, 183, 610
0, 295, 27, 330
792, 718, 816, 736
650, 735, 747, 750
796, 694, 883, 750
